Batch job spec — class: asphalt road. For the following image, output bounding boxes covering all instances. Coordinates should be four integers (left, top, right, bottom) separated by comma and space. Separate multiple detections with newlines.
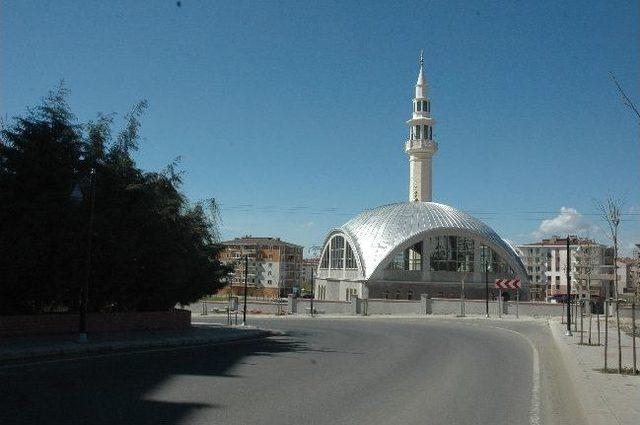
0, 317, 584, 425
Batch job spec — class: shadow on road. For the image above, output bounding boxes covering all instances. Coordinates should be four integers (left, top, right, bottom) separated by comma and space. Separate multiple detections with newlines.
0, 335, 305, 425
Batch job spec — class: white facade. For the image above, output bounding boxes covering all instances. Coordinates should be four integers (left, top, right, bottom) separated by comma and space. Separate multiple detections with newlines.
406, 51, 437, 202
516, 237, 614, 301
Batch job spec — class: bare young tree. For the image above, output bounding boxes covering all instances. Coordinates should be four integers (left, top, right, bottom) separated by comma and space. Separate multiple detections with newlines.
610, 73, 640, 122
598, 197, 623, 373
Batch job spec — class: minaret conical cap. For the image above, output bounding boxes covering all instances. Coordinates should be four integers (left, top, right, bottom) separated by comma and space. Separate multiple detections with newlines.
417, 50, 425, 85
415, 50, 427, 98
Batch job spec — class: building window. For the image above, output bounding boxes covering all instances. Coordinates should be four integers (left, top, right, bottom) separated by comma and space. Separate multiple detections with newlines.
415, 125, 421, 139
345, 243, 357, 269
407, 290, 414, 300
320, 248, 329, 268
430, 236, 475, 272
387, 242, 422, 271
345, 288, 357, 301
330, 236, 345, 269
479, 244, 512, 274
429, 126, 432, 139
417, 101, 422, 111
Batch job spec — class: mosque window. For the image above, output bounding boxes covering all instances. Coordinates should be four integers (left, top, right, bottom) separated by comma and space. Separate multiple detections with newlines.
430, 236, 475, 272
415, 125, 421, 139
417, 101, 422, 112
479, 245, 513, 274
345, 243, 357, 269
386, 242, 422, 271
320, 248, 329, 269
330, 236, 345, 269
429, 126, 433, 139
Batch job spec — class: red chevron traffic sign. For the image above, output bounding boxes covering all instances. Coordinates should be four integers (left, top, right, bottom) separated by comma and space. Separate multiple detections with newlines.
494, 279, 521, 289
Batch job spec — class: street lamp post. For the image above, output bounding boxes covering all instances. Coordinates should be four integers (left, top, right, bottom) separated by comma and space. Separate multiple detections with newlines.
310, 266, 315, 317
484, 246, 489, 318
242, 255, 248, 326
79, 168, 96, 343
566, 236, 572, 336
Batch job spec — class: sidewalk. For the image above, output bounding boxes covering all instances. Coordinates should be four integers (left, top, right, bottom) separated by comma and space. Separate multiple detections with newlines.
0, 324, 274, 364
549, 319, 639, 425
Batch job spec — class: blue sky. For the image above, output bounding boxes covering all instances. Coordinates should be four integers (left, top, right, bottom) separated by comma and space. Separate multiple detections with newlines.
2, 0, 639, 255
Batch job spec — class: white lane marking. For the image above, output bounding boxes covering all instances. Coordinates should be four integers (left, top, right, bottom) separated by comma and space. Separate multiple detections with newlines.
482, 324, 541, 425
440, 320, 541, 425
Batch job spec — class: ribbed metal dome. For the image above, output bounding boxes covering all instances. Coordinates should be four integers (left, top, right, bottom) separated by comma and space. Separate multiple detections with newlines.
334, 202, 526, 280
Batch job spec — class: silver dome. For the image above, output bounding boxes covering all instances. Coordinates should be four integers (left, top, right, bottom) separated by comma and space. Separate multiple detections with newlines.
331, 202, 526, 280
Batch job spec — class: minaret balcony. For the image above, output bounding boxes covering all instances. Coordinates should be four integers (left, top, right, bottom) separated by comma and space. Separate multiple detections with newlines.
405, 139, 438, 154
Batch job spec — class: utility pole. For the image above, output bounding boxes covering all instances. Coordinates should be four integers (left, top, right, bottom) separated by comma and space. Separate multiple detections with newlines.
566, 236, 572, 336
79, 168, 96, 343
242, 255, 248, 326
484, 246, 489, 318
310, 266, 314, 317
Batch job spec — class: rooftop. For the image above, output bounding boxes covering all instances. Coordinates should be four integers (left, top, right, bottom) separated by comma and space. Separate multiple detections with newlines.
519, 235, 599, 247
222, 236, 303, 249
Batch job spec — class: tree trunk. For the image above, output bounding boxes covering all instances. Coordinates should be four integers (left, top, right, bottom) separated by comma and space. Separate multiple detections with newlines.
604, 295, 609, 371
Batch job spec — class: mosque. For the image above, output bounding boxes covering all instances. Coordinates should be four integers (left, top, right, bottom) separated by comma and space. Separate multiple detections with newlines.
314, 53, 528, 301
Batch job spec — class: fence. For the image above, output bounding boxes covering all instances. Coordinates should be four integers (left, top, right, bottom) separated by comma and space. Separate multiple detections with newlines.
189, 296, 581, 318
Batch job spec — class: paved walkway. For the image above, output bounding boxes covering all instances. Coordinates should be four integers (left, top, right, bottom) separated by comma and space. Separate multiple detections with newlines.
550, 318, 639, 425
0, 324, 273, 363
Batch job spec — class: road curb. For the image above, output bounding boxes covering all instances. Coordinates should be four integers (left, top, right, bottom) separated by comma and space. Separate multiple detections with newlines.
548, 320, 619, 425
0, 328, 275, 365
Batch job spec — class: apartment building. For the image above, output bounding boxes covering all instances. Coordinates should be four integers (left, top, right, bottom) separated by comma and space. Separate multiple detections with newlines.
617, 258, 640, 296
219, 236, 303, 298
516, 236, 613, 301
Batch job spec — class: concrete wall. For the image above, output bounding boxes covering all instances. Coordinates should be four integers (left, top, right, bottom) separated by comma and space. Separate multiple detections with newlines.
0, 310, 191, 337
294, 299, 353, 315
365, 299, 421, 315
509, 301, 564, 317
199, 300, 286, 315
193, 298, 590, 318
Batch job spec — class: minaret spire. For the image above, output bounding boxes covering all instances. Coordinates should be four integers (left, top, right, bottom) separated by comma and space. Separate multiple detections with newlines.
405, 51, 438, 202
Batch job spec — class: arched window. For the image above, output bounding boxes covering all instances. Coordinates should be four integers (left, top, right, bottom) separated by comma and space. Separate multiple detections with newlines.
320, 247, 329, 269
330, 236, 345, 269
345, 243, 357, 269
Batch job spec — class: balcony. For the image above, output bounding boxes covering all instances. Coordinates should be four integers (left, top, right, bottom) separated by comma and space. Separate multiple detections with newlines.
405, 139, 438, 154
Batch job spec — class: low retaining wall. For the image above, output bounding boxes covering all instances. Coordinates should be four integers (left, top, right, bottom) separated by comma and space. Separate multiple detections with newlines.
192, 296, 594, 318
294, 299, 353, 315
366, 299, 421, 315
0, 310, 191, 337
200, 300, 286, 315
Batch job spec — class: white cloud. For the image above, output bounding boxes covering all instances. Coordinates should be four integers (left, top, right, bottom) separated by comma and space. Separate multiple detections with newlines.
532, 207, 592, 239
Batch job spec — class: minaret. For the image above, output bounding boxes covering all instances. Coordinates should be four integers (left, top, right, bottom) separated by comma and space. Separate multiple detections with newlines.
405, 51, 438, 202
